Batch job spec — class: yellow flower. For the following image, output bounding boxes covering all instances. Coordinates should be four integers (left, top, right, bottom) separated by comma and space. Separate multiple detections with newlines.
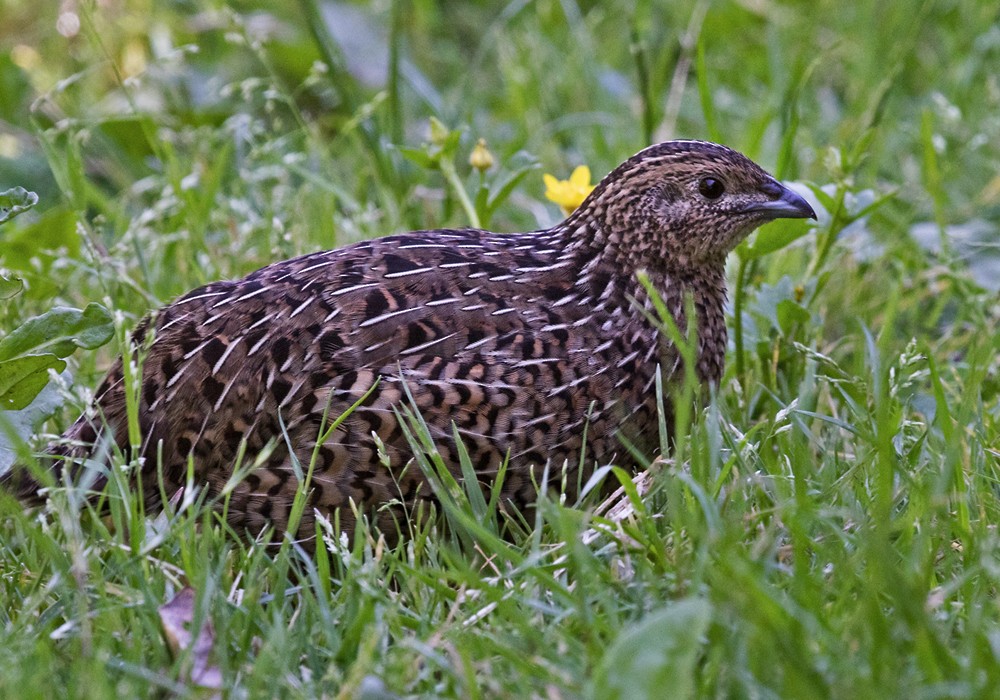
544, 165, 596, 215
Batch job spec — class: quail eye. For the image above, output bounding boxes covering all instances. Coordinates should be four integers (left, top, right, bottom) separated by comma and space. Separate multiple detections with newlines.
698, 177, 725, 199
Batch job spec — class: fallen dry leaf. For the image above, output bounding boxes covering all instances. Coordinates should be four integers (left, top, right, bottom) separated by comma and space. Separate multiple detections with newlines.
159, 586, 224, 691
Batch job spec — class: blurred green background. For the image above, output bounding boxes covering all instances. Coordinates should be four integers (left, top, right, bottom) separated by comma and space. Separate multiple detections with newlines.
2, 1, 998, 290
1, 1, 999, 697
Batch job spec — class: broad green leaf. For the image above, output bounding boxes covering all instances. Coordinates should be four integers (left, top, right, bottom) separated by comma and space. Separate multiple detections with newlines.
0, 186, 39, 224
0, 302, 114, 362
748, 276, 806, 339
0, 207, 79, 280
0, 354, 67, 411
439, 128, 462, 158
0, 378, 65, 472
396, 146, 437, 169
0, 53, 33, 123
428, 117, 462, 159
589, 599, 711, 700
0, 272, 22, 300
777, 299, 811, 334
740, 218, 814, 260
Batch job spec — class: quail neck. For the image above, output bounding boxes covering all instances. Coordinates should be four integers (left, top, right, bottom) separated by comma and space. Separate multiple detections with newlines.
5, 140, 815, 544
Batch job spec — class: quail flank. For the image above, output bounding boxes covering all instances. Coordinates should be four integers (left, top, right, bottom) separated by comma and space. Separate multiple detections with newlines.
5, 140, 815, 542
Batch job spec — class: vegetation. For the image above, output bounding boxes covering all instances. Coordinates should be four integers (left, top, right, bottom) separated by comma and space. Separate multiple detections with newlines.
1, 0, 998, 697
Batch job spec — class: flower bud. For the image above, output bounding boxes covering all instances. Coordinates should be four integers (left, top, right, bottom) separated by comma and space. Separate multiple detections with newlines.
469, 139, 494, 172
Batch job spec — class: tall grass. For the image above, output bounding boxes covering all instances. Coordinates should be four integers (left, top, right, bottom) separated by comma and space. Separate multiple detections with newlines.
1, 0, 998, 697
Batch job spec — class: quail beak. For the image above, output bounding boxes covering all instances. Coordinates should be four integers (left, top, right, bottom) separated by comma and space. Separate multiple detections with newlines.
745, 180, 817, 220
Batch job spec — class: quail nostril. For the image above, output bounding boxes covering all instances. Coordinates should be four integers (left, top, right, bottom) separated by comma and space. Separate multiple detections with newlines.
759, 180, 784, 200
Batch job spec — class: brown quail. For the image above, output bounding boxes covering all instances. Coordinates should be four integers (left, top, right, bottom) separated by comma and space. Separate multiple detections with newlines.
6, 140, 815, 542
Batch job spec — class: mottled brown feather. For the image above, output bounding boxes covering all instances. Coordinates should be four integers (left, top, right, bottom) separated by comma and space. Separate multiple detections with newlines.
4, 140, 814, 542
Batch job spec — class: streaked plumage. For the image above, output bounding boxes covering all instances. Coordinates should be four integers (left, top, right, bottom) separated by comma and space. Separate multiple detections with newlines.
5, 140, 815, 542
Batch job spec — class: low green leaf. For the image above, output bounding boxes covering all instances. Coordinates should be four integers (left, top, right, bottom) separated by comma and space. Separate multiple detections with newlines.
0, 378, 66, 470
0, 302, 114, 362
0, 186, 39, 224
777, 299, 811, 334
427, 117, 462, 159
589, 599, 711, 700
740, 219, 814, 260
0, 354, 67, 411
396, 146, 437, 169
748, 276, 802, 337
439, 128, 462, 159
0, 207, 79, 282
0, 272, 23, 300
